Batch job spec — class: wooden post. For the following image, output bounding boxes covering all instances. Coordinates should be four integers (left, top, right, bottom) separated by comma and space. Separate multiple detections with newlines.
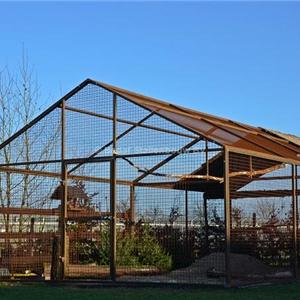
110, 93, 117, 281
224, 148, 231, 287
204, 139, 210, 254
292, 164, 298, 278
60, 99, 68, 279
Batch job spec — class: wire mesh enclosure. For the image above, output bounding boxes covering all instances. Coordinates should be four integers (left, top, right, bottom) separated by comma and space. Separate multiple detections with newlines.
0, 79, 299, 287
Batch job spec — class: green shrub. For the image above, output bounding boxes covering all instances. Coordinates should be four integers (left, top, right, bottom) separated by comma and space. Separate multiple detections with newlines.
135, 225, 172, 271
75, 224, 172, 272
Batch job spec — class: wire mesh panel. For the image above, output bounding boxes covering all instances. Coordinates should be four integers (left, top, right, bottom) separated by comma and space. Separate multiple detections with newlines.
0, 84, 227, 285
66, 83, 113, 118
229, 152, 295, 284
1, 80, 299, 287
65, 84, 114, 159
64, 161, 111, 280
0, 164, 61, 280
114, 165, 225, 285
0, 107, 61, 166
111, 96, 225, 285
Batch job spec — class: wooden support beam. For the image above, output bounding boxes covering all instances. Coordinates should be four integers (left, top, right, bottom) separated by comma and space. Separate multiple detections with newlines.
0, 207, 127, 219
229, 163, 286, 179
292, 165, 298, 278
0, 232, 56, 239
0, 207, 58, 216
110, 93, 117, 282
224, 148, 232, 287
65, 105, 197, 139
60, 99, 67, 279
0, 166, 132, 186
0, 147, 222, 168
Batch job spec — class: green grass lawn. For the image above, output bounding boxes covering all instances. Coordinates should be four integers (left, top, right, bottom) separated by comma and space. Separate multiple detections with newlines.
0, 283, 300, 300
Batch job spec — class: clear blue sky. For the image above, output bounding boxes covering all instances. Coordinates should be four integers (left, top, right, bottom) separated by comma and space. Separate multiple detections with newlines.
1, 2, 300, 135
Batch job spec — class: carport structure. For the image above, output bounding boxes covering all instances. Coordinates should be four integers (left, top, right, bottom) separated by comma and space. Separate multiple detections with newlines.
0, 79, 299, 286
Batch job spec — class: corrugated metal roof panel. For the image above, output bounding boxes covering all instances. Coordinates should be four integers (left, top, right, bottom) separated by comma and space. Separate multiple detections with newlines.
93, 80, 300, 163
261, 128, 300, 147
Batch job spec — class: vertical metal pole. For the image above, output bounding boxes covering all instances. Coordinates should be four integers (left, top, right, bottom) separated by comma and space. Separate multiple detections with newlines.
224, 147, 231, 287
60, 99, 68, 279
62, 164, 68, 272
292, 164, 298, 278
110, 93, 117, 281
204, 138, 209, 252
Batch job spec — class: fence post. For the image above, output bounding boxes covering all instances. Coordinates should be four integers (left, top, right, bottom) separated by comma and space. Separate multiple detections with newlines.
60, 99, 68, 280
110, 93, 117, 281
292, 164, 298, 278
224, 147, 231, 287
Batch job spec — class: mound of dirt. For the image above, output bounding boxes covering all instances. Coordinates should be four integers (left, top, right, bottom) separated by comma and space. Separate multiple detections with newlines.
122, 252, 292, 284
195, 252, 273, 278
157, 252, 273, 279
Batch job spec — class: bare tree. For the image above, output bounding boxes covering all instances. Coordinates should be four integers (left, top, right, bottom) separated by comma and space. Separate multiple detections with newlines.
0, 67, 15, 232
117, 199, 130, 215
192, 199, 204, 225
142, 205, 163, 225
256, 199, 286, 225
232, 206, 243, 228
0, 51, 59, 232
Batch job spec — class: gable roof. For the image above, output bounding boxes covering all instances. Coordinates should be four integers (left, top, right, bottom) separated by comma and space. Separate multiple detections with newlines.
0, 78, 299, 164
92, 79, 300, 163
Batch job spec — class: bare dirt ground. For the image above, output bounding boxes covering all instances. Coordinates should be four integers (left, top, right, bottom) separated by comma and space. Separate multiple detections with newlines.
121, 252, 293, 284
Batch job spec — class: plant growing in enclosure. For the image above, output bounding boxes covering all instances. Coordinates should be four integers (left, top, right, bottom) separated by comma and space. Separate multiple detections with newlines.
73, 223, 172, 272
